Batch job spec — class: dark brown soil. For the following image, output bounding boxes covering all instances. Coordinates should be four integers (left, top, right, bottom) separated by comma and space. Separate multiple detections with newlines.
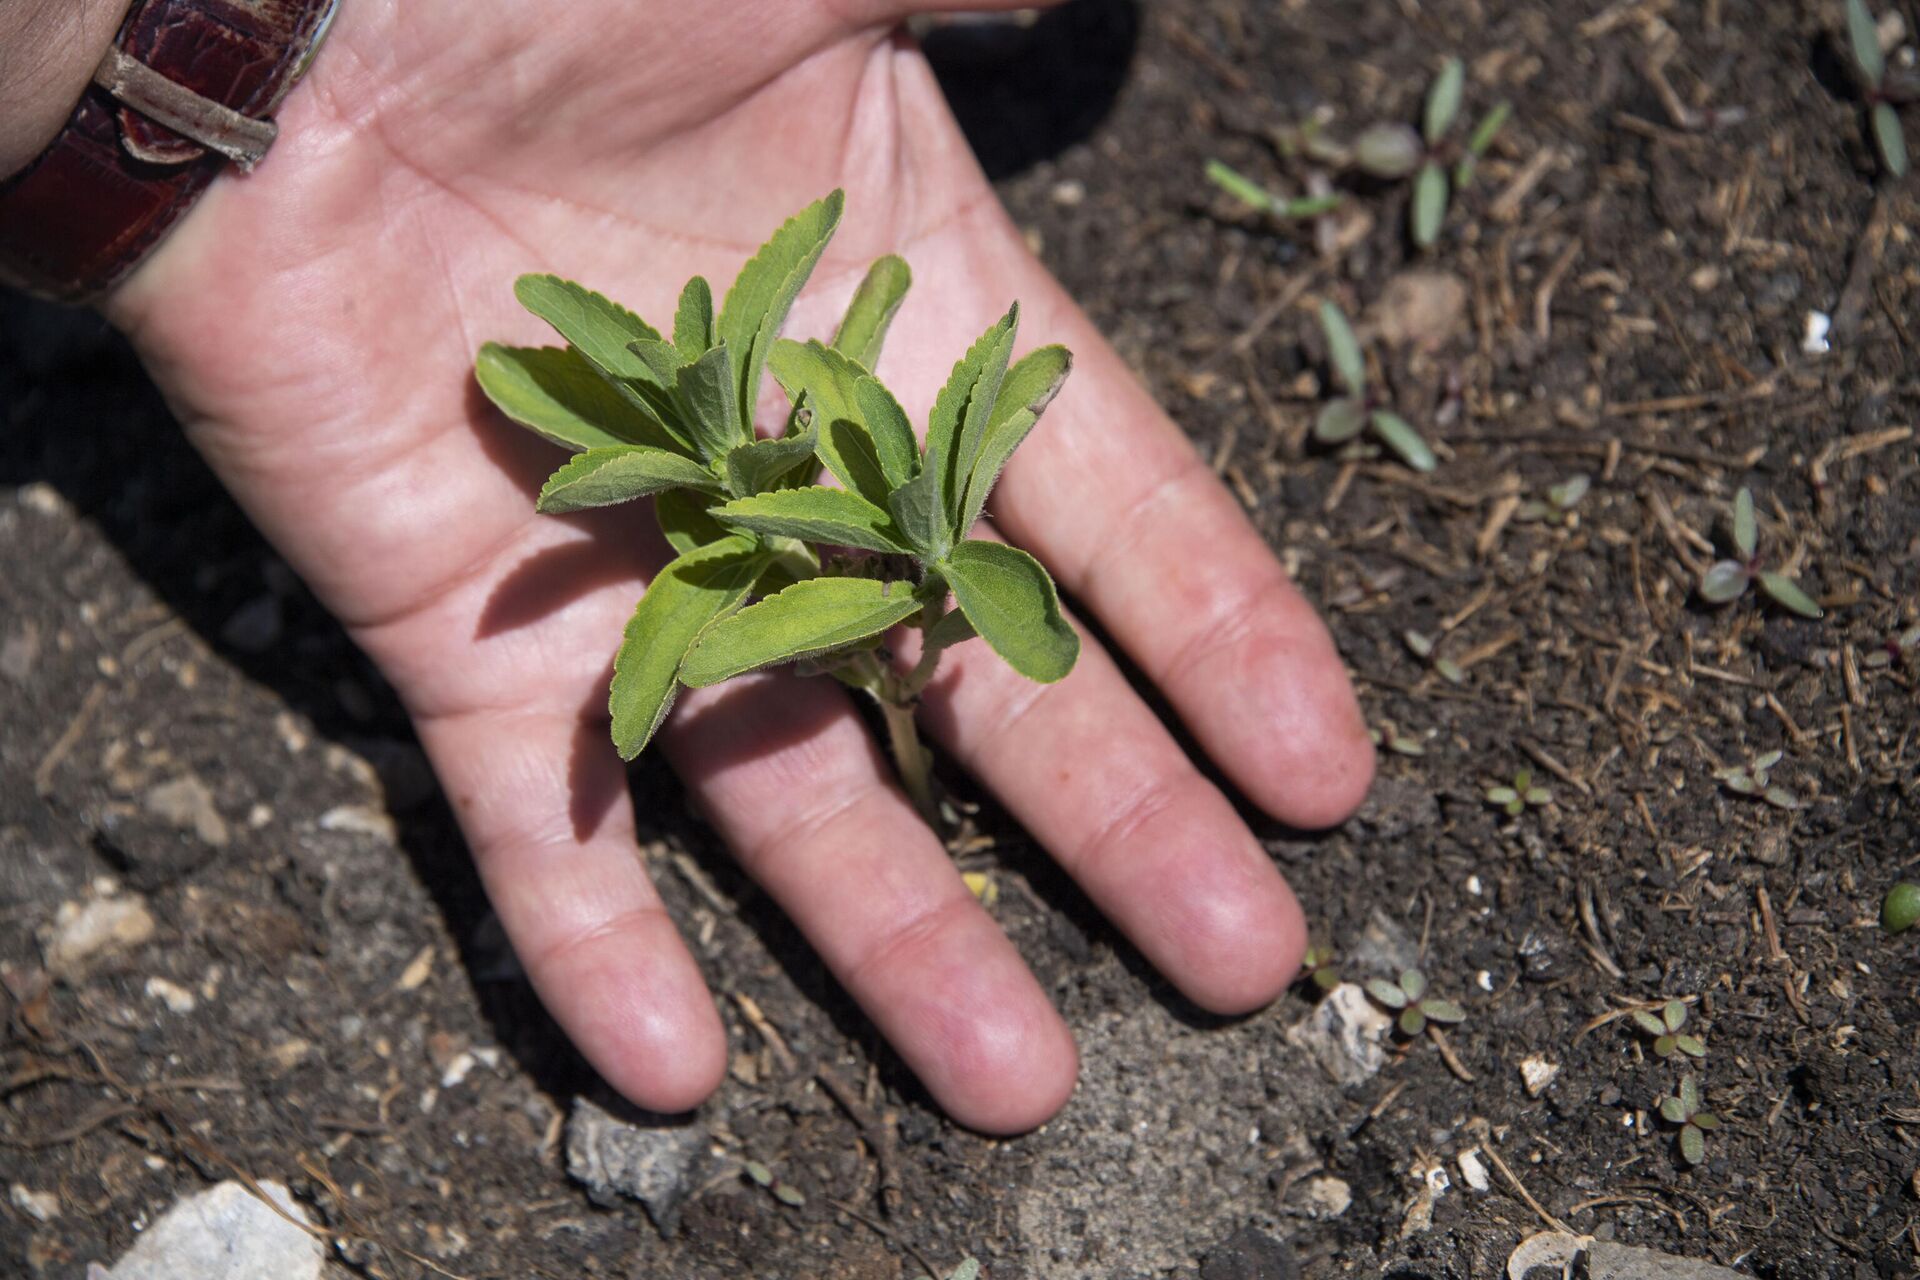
4, 1, 1918, 1278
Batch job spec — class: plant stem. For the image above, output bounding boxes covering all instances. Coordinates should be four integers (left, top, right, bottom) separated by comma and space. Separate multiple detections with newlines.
877, 693, 937, 826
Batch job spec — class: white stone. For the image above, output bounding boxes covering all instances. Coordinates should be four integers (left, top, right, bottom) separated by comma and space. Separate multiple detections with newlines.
1457, 1147, 1490, 1192
1801, 309, 1831, 355
91, 1180, 321, 1280
1519, 1053, 1560, 1096
1286, 983, 1393, 1085
319, 804, 397, 842
10, 1183, 59, 1221
1296, 1175, 1351, 1218
45, 895, 156, 977
143, 977, 197, 1015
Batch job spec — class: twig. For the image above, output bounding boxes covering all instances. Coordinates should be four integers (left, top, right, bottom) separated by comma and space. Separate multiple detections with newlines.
1482, 1139, 1574, 1234
1427, 1025, 1476, 1082
33, 680, 108, 795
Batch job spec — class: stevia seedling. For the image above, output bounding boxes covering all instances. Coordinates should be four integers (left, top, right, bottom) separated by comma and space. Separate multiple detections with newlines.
1366, 968, 1467, 1037
1314, 300, 1438, 472
1632, 999, 1706, 1060
1351, 56, 1511, 249
1300, 943, 1342, 994
1846, 0, 1912, 178
1370, 719, 1429, 757
1656, 1076, 1721, 1166
1403, 629, 1465, 684
1205, 159, 1345, 220
1515, 474, 1590, 526
1713, 748, 1800, 810
1485, 767, 1550, 817
1698, 487, 1824, 619
744, 1159, 807, 1208
476, 193, 1079, 824
1883, 881, 1920, 934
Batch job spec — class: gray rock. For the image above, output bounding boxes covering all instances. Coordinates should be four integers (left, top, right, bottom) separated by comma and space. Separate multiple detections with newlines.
1285, 983, 1392, 1086
89, 1180, 321, 1280
1200, 1226, 1299, 1280
564, 1097, 708, 1234
1586, 1241, 1749, 1280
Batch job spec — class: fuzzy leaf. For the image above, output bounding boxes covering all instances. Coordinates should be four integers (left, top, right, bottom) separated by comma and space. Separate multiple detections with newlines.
1732, 487, 1757, 560
1874, 102, 1910, 178
714, 486, 907, 554
1678, 1124, 1705, 1165
1425, 57, 1466, 144
1663, 999, 1687, 1031
768, 340, 892, 506
655, 490, 732, 556
680, 577, 921, 687
958, 345, 1072, 531
514, 275, 666, 387
1399, 969, 1428, 1001
1654, 1034, 1678, 1057
949, 310, 1022, 527
1848, 0, 1886, 86
1366, 978, 1408, 1009
942, 540, 1078, 683
717, 192, 845, 439
1467, 101, 1512, 157
1690, 1111, 1720, 1131
923, 607, 979, 654
1679, 1076, 1700, 1112
475, 343, 682, 454
1206, 159, 1277, 211
1314, 397, 1368, 444
674, 343, 745, 461
537, 446, 720, 513
833, 255, 912, 370
1318, 301, 1366, 397
1419, 997, 1466, 1024
1352, 123, 1425, 179
1372, 410, 1437, 472
929, 309, 1021, 537
674, 277, 715, 359
1632, 1010, 1667, 1037
853, 376, 921, 490
1659, 1096, 1689, 1125
1412, 162, 1449, 249
1398, 1006, 1427, 1037
610, 536, 769, 759
1700, 560, 1752, 604
1675, 1035, 1707, 1058
888, 469, 945, 560
724, 432, 820, 498
1758, 572, 1823, 619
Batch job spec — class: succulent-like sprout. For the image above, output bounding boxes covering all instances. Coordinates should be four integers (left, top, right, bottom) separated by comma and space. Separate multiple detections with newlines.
1366, 968, 1468, 1036
1632, 999, 1707, 1059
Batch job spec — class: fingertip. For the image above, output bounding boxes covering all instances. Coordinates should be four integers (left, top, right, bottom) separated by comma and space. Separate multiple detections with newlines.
1164, 859, 1309, 1017
934, 987, 1080, 1135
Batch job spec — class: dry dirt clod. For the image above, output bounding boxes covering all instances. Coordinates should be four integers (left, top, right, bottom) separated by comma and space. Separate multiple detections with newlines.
1370, 270, 1469, 352
43, 891, 156, 978
144, 774, 230, 847
1286, 983, 1392, 1085
564, 1097, 710, 1235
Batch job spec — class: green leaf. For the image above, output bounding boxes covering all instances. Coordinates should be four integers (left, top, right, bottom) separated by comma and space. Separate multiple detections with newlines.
958, 345, 1072, 532
1664, 999, 1687, 1031
949, 308, 1022, 527
655, 489, 732, 556
1318, 301, 1366, 397
1206, 159, 1276, 211
1679, 1076, 1700, 1112
1412, 162, 1449, 249
1848, 0, 1885, 86
1690, 1111, 1720, 1131
1372, 411, 1437, 473
1425, 56, 1466, 144
1654, 1034, 1678, 1057
941, 540, 1078, 683
680, 576, 921, 687
1873, 102, 1909, 178
1466, 101, 1512, 157
1486, 786, 1519, 807
1659, 1096, 1689, 1125
1398, 1006, 1427, 1037
768, 340, 892, 506
1632, 1010, 1667, 1037
724, 432, 820, 498
714, 486, 908, 554
674, 277, 715, 359
610, 536, 770, 759
923, 607, 979, 654
475, 343, 683, 454
853, 376, 921, 490
514, 275, 664, 387
717, 191, 846, 440
888, 469, 945, 560
946, 1261, 981, 1280
1366, 977, 1408, 1009
1352, 123, 1425, 179
833, 255, 912, 371
1548, 474, 1590, 510
1675, 1035, 1707, 1058
927, 309, 1020, 540
1758, 572, 1823, 619
1883, 881, 1920, 934
1732, 487, 1757, 559
673, 343, 745, 462
536, 446, 721, 513
1678, 1124, 1705, 1165
1700, 560, 1752, 604
1419, 998, 1466, 1024
1399, 969, 1428, 1001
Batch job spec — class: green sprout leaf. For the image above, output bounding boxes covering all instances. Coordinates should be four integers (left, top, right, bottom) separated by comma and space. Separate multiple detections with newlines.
1700, 560, 1752, 604
714, 486, 909, 554
1314, 397, 1368, 444
1664, 1000, 1687, 1031
674, 276, 715, 359
1679, 1076, 1700, 1112
926, 309, 1021, 545
1691, 1111, 1720, 1131
1874, 102, 1910, 178
1425, 57, 1466, 144
1419, 997, 1466, 1024
1632, 1010, 1668, 1037
888, 469, 945, 561
724, 432, 822, 499
1548, 474, 1590, 510
1206, 159, 1278, 211
833, 255, 912, 371
1399, 969, 1428, 1001
536, 445, 722, 513
1372, 410, 1437, 473
947, 1260, 982, 1280
1674, 1034, 1708, 1058
853, 376, 923, 491
1466, 100, 1512, 157
1659, 1096, 1689, 1125
514, 274, 666, 387
1883, 881, 1920, 934
680, 576, 922, 687
1353, 123, 1426, 179
715, 191, 845, 443
959, 345, 1073, 533
1366, 977, 1408, 1009
673, 343, 747, 461
475, 343, 685, 455
1654, 1034, 1678, 1057
1848, 0, 1886, 87
1678, 1124, 1706, 1165
769, 340, 893, 506
942, 540, 1079, 683
1732, 487, 1758, 560
1411, 162, 1450, 249
610, 536, 771, 759
1318, 301, 1367, 397
1757, 572, 1823, 619
1398, 1006, 1428, 1037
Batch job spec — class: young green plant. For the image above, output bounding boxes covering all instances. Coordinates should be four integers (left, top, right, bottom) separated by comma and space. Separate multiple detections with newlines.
1515, 474, 1590, 526
1698, 487, 1824, 619
1485, 767, 1550, 817
1846, 0, 1911, 177
475, 193, 1079, 824
1365, 968, 1467, 1037
1657, 1076, 1721, 1166
1351, 56, 1511, 249
1204, 159, 1345, 221
1713, 748, 1799, 810
1314, 300, 1437, 472
1632, 999, 1706, 1060
1882, 881, 1920, 934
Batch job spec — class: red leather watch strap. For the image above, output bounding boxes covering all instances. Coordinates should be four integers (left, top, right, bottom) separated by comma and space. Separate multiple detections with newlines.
0, 0, 337, 304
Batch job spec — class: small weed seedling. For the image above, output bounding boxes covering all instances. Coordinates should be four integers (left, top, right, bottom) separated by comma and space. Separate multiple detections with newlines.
1366, 969, 1467, 1037
1351, 57, 1511, 249
1846, 0, 1912, 177
1515, 474, 1590, 526
477, 193, 1078, 822
1370, 719, 1429, 757
1657, 1076, 1721, 1166
1714, 748, 1800, 810
1883, 881, 1920, 934
1632, 999, 1706, 1060
1315, 300, 1437, 472
1300, 944, 1342, 994
1699, 487, 1824, 619
1404, 629, 1465, 684
1205, 160, 1345, 221
1485, 767, 1550, 817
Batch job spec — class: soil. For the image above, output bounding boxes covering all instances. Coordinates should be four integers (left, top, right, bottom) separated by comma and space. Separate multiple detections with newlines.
4, 1, 1919, 1278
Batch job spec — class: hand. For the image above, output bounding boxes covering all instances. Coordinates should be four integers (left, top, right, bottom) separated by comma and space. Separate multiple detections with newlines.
105, 0, 1375, 1133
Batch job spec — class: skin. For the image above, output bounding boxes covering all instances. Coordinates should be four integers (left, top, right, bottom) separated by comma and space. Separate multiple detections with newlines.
53, 0, 1376, 1134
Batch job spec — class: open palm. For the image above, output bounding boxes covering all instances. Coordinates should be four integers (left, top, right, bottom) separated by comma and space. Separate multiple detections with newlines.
106, 0, 1374, 1132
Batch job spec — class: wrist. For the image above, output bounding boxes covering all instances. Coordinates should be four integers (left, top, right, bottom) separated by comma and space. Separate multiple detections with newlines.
0, 0, 135, 178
